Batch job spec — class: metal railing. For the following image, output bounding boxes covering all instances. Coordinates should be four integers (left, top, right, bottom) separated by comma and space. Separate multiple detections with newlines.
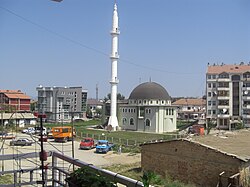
0, 151, 144, 187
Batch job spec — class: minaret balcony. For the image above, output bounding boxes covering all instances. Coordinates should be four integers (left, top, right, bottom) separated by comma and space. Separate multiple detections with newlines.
110, 30, 120, 35
110, 54, 119, 59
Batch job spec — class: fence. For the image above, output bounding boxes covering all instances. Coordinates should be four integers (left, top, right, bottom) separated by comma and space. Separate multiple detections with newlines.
76, 131, 187, 146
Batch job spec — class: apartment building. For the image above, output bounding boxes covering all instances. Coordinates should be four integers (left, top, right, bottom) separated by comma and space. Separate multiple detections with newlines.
173, 98, 206, 120
36, 86, 88, 122
0, 90, 30, 111
206, 63, 250, 129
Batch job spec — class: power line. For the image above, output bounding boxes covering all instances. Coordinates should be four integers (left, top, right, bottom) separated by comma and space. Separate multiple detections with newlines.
0, 5, 203, 75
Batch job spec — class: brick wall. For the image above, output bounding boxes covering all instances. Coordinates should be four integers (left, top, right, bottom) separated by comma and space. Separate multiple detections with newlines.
141, 140, 247, 187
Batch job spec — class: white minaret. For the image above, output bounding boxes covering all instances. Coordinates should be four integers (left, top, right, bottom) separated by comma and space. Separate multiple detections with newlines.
108, 2, 120, 131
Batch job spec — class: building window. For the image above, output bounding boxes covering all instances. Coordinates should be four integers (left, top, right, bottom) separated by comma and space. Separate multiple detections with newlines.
122, 118, 127, 125
139, 107, 145, 118
208, 83, 211, 88
207, 75, 211, 79
161, 100, 165, 104
166, 109, 169, 115
219, 73, 229, 79
145, 119, 151, 126
139, 100, 142, 104
144, 100, 147, 104
150, 100, 153, 104
208, 92, 211, 97
208, 101, 211, 106
212, 83, 216, 88
212, 75, 216, 79
129, 118, 134, 125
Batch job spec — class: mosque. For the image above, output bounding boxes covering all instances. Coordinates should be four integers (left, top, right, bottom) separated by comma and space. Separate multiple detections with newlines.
118, 81, 177, 133
107, 3, 176, 133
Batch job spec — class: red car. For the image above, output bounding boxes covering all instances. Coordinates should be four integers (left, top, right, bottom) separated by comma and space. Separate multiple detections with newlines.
79, 138, 95, 150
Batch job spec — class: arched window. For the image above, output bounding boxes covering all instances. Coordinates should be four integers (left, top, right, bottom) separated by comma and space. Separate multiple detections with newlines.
145, 119, 151, 126
122, 118, 127, 125
129, 118, 134, 125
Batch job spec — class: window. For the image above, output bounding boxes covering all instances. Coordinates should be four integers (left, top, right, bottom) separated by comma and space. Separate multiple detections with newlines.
129, 118, 134, 125
144, 100, 147, 104
161, 100, 165, 104
212, 101, 216, 106
166, 109, 169, 115
150, 100, 153, 104
208, 92, 211, 97
212, 75, 216, 79
208, 101, 211, 106
139, 107, 145, 118
207, 75, 211, 79
145, 119, 151, 126
219, 73, 229, 79
208, 83, 211, 88
122, 118, 127, 125
139, 100, 142, 104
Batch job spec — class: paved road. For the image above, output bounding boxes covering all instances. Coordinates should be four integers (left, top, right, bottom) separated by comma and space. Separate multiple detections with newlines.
0, 133, 141, 186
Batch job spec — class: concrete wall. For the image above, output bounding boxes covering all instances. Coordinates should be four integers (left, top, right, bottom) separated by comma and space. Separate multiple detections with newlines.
141, 140, 246, 187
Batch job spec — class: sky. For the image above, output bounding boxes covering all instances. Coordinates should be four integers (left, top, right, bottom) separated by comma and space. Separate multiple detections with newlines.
0, 0, 249, 99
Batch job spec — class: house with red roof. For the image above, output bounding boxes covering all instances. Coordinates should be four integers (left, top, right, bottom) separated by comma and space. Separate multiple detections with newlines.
0, 90, 31, 112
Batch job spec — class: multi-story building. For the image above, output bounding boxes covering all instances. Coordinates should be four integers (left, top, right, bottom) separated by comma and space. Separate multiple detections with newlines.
36, 86, 88, 122
206, 63, 250, 129
0, 90, 30, 111
173, 98, 206, 120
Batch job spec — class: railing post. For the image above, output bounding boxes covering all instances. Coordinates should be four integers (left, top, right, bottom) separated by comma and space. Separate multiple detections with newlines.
52, 153, 58, 187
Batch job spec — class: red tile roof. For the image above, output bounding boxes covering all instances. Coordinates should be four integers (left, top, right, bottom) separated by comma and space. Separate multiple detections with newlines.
207, 64, 250, 74
4, 93, 30, 99
173, 98, 205, 106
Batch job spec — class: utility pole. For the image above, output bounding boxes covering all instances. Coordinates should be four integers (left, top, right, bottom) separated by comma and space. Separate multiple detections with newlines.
71, 111, 75, 171
38, 114, 46, 187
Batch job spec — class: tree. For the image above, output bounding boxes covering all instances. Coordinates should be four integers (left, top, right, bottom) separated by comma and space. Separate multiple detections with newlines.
104, 93, 125, 102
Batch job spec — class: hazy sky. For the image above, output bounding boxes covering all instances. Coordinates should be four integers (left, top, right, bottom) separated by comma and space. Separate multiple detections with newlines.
0, 0, 249, 99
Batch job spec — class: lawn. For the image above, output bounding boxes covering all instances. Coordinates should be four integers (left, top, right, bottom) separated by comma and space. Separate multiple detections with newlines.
44, 119, 180, 146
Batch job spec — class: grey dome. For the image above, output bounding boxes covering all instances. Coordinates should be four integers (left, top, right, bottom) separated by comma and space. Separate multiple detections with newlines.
129, 82, 171, 100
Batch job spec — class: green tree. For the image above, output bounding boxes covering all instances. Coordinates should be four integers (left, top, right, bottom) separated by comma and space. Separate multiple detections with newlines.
104, 93, 125, 102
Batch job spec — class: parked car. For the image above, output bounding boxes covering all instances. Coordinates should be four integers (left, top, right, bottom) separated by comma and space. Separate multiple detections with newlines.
95, 140, 114, 154
22, 127, 35, 134
79, 138, 96, 150
10, 138, 33, 146
2, 133, 16, 139
38, 136, 48, 142
35, 127, 47, 135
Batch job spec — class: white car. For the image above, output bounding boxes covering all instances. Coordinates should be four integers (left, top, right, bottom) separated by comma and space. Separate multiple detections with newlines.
10, 138, 33, 146
22, 127, 35, 134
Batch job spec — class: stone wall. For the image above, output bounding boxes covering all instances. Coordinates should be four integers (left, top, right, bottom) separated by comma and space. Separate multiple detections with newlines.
141, 140, 247, 187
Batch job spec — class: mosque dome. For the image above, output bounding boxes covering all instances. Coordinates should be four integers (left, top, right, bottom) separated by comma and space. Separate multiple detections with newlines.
129, 82, 171, 100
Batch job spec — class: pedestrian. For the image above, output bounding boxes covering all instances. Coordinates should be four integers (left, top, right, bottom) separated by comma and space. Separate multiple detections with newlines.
118, 145, 122, 154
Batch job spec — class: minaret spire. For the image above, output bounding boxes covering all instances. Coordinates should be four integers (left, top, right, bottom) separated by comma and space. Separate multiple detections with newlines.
108, 2, 120, 131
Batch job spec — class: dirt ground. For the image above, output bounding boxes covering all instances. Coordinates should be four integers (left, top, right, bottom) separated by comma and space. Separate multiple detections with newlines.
191, 128, 250, 160
102, 152, 141, 166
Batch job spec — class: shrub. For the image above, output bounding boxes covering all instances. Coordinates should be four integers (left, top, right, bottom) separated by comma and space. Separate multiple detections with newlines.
66, 167, 117, 187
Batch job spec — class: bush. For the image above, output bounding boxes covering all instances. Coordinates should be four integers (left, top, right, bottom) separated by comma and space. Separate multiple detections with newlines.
66, 167, 117, 187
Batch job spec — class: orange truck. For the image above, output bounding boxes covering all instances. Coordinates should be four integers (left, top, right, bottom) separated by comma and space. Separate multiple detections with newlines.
52, 126, 76, 142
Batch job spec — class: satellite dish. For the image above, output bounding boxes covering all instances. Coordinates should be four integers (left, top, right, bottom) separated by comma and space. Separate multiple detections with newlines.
244, 91, 248, 95
223, 108, 227, 114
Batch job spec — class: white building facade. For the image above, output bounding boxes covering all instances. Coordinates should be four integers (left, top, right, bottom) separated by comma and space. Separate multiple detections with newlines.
206, 63, 250, 129
119, 82, 177, 133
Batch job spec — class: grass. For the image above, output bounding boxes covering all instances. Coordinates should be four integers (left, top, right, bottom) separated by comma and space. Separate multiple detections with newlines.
0, 174, 12, 184
104, 163, 196, 187
43, 119, 179, 145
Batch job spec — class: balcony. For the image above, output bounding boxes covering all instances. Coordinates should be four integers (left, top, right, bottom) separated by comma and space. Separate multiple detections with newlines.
0, 151, 144, 187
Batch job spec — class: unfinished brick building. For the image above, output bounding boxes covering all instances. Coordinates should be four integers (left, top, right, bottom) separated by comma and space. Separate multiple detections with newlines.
141, 139, 250, 187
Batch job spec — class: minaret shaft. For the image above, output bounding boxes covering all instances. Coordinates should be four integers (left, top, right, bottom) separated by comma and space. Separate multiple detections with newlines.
108, 3, 120, 131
